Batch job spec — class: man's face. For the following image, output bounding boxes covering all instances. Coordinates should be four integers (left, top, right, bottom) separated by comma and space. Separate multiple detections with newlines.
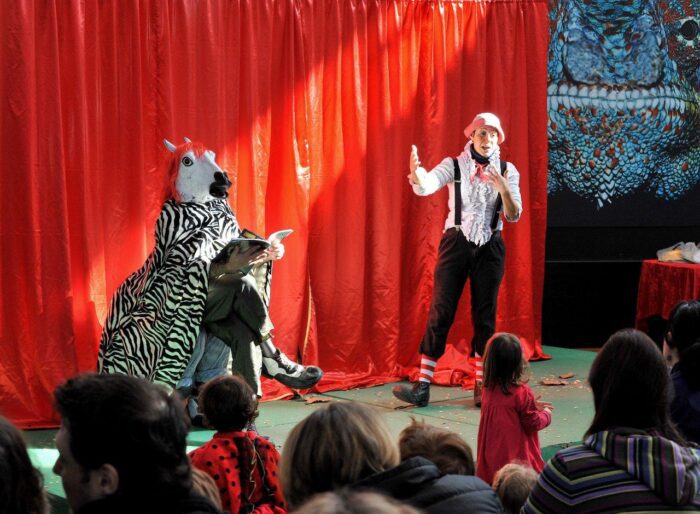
53, 424, 106, 511
471, 126, 500, 157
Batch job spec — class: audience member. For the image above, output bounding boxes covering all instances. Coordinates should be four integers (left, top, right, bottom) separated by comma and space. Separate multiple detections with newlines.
491, 463, 537, 514
292, 489, 421, 514
0, 415, 49, 514
191, 468, 223, 511
523, 329, 700, 513
189, 374, 286, 514
53, 373, 222, 514
280, 402, 503, 513
476, 333, 552, 484
398, 417, 475, 475
664, 299, 700, 444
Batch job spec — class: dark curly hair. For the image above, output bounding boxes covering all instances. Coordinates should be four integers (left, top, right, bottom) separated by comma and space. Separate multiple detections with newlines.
53, 373, 192, 500
198, 374, 258, 432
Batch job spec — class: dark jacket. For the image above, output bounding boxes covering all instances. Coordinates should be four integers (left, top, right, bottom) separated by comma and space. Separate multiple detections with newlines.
671, 366, 700, 444
76, 492, 223, 514
352, 456, 503, 514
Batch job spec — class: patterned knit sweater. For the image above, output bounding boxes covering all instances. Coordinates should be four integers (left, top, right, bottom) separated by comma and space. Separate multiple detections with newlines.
523, 428, 700, 513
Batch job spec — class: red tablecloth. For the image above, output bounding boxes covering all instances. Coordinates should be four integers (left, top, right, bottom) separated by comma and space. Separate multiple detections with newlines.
635, 259, 700, 330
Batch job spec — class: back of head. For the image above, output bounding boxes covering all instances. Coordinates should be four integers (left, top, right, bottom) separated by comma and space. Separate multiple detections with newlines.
492, 463, 537, 514
483, 333, 525, 394
53, 373, 192, 499
398, 418, 475, 475
198, 374, 258, 432
191, 468, 223, 510
586, 329, 684, 442
666, 300, 700, 389
293, 489, 421, 514
280, 402, 400, 509
0, 416, 49, 514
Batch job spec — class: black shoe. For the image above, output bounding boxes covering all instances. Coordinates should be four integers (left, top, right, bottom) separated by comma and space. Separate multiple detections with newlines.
392, 381, 430, 407
262, 349, 324, 389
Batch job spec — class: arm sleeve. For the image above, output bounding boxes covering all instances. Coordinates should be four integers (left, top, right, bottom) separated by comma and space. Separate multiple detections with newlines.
518, 386, 552, 433
410, 157, 456, 196
504, 162, 523, 222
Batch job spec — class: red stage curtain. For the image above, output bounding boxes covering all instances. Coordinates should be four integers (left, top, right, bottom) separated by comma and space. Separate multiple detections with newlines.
0, 0, 548, 427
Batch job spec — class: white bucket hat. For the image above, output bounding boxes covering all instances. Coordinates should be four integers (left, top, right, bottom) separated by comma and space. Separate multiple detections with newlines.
464, 112, 505, 144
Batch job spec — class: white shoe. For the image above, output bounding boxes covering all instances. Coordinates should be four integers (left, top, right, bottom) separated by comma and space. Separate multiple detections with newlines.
262, 349, 323, 389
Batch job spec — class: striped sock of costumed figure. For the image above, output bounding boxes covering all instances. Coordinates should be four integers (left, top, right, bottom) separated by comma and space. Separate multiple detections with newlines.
474, 353, 483, 406
418, 356, 437, 384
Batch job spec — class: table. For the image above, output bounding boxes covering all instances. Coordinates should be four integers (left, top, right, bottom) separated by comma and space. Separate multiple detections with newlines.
635, 259, 700, 331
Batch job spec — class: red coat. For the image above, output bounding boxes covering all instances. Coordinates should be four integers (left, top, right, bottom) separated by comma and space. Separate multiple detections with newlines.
190, 431, 286, 514
476, 383, 551, 484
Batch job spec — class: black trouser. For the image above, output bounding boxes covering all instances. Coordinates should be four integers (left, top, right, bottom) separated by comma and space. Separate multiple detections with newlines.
203, 274, 272, 344
419, 228, 505, 359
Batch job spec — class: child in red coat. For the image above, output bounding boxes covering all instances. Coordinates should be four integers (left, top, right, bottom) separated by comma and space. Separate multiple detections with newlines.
476, 333, 553, 484
189, 374, 287, 514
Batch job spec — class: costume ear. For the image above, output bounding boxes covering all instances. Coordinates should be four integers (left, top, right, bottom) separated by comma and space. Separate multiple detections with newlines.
163, 139, 177, 153
183, 137, 192, 144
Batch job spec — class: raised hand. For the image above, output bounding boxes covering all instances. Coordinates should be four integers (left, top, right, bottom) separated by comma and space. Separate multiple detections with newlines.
483, 165, 509, 194
407, 145, 423, 186
263, 240, 285, 262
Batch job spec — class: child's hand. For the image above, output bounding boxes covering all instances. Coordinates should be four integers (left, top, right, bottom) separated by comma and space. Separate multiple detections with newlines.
535, 395, 554, 412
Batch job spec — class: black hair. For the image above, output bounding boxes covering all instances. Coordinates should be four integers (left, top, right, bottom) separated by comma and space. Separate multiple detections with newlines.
483, 333, 525, 394
0, 416, 48, 514
586, 329, 685, 444
198, 374, 258, 432
53, 373, 192, 500
666, 300, 700, 389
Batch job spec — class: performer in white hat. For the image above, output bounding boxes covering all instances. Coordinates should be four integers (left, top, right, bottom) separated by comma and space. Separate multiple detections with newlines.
393, 112, 522, 408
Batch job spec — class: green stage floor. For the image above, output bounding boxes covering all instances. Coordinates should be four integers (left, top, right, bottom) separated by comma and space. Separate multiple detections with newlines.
27, 345, 596, 512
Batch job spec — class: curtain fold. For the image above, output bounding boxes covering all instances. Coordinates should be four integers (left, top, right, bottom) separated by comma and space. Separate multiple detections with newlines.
0, 0, 548, 427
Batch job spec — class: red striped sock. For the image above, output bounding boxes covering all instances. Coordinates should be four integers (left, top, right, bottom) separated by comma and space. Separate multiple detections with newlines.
418, 356, 437, 383
475, 354, 483, 382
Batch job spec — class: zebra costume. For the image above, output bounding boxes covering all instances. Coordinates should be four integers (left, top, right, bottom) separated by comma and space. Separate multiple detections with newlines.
98, 198, 250, 387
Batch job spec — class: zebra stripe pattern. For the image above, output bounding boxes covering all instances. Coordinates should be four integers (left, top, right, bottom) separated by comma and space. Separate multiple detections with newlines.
98, 199, 239, 387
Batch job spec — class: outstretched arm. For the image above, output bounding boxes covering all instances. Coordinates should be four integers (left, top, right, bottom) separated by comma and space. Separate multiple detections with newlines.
519, 389, 553, 433
407, 146, 454, 196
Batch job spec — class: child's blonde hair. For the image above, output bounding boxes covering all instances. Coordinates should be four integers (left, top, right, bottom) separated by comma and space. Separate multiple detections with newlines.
492, 462, 538, 514
483, 333, 527, 394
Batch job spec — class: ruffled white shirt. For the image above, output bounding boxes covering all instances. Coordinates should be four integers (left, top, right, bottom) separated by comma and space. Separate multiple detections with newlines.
411, 144, 522, 246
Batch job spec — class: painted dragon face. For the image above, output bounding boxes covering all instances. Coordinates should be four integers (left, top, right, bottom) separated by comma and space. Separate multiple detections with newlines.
548, 0, 699, 207
164, 138, 231, 204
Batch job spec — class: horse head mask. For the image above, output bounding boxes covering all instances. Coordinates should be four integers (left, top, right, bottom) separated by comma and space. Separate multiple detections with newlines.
163, 138, 231, 203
